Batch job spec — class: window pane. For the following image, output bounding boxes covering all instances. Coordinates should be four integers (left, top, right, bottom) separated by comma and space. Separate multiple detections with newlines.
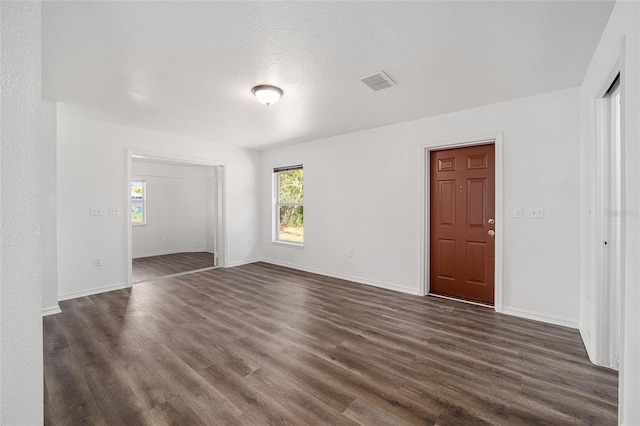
131, 181, 145, 224
278, 205, 303, 242
278, 169, 304, 203
131, 181, 144, 200
132, 202, 144, 224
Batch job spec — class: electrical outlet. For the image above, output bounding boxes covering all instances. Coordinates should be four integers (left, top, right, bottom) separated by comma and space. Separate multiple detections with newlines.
529, 208, 544, 219
93, 257, 102, 267
108, 207, 120, 215
349, 249, 354, 257
90, 208, 103, 216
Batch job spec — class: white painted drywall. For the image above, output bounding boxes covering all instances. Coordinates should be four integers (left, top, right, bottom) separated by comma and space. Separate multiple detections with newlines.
57, 113, 261, 299
579, 1, 640, 424
205, 168, 218, 254
181, 166, 208, 252
261, 87, 581, 327
41, 99, 60, 315
132, 162, 187, 257
0, 2, 44, 423
132, 161, 213, 258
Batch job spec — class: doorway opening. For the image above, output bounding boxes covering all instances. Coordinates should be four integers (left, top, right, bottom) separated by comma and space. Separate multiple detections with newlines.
422, 134, 504, 311
125, 151, 227, 286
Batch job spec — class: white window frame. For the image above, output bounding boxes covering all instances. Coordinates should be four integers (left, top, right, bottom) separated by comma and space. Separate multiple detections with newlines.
131, 180, 146, 225
273, 165, 304, 246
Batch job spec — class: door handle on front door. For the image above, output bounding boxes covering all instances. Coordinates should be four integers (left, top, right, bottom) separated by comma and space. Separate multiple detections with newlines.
488, 230, 495, 237
488, 218, 495, 224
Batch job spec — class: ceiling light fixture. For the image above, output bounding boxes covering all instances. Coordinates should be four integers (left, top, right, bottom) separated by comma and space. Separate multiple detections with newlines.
251, 85, 283, 106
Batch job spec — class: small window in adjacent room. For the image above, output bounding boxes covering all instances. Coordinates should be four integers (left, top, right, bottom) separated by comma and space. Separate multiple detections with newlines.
131, 180, 146, 225
274, 165, 303, 244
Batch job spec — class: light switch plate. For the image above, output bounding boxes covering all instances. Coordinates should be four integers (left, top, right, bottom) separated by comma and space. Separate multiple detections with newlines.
514, 208, 523, 218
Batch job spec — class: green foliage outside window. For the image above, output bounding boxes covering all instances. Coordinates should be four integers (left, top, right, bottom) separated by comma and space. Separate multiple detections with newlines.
276, 169, 303, 242
131, 181, 145, 225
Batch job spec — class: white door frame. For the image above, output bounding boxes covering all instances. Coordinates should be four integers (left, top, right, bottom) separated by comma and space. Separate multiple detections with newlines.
420, 132, 504, 312
592, 48, 624, 369
125, 149, 228, 287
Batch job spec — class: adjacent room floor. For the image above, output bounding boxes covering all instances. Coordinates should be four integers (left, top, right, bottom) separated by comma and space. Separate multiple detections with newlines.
131, 252, 215, 283
44, 263, 617, 425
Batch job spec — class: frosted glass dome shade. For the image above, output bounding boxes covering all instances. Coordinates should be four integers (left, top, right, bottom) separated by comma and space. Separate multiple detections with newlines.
251, 85, 283, 106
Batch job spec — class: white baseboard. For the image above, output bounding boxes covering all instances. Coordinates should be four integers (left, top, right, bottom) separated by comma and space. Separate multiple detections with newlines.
58, 282, 129, 301
260, 258, 420, 296
42, 305, 62, 316
579, 325, 596, 363
502, 306, 578, 329
133, 248, 209, 259
226, 258, 261, 268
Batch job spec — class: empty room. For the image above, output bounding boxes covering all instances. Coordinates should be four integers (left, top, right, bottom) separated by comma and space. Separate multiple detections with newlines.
1, 0, 639, 425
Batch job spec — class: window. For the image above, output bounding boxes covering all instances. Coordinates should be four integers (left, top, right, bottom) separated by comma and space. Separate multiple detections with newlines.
274, 165, 303, 243
131, 180, 146, 225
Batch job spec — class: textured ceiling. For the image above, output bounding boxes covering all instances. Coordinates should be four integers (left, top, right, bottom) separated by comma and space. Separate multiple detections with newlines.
42, 1, 614, 150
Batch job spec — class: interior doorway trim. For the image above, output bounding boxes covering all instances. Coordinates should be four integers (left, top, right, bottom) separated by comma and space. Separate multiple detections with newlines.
420, 132, 504, 312
590, 39, 624, 369
125, 149, 228, 287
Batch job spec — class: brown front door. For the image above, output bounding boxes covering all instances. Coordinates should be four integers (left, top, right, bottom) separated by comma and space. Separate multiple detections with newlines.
429, 144, 495, 305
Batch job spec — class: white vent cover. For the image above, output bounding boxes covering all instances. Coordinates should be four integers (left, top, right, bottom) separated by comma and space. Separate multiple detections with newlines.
359, 71, 396, 91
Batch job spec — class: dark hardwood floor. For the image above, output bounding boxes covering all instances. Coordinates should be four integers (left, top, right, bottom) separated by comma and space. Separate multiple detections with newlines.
132, 252, 215, 283
44, 262, 617, 425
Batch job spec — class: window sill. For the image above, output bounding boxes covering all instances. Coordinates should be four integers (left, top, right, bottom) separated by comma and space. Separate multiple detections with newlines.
271, 240, 304, 249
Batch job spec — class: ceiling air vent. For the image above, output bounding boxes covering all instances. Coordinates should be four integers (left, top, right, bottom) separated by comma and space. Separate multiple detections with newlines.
359, 71, 396, 91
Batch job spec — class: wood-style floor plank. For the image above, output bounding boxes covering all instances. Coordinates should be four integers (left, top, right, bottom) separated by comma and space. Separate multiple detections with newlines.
132, 251, 215, 283
45, 262, 617, 425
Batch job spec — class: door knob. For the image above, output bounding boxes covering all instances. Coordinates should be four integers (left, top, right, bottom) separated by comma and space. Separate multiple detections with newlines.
488, 230, 495, 237
488, 218, 495, 224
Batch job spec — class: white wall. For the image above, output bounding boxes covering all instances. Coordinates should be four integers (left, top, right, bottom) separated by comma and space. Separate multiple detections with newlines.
181, 166, 209, 252
205, 167, 218, 254
41, 99, 60, 315
132, 161, 186, 257
262, 87, 581, 327
57, 113, 261, 299
132, 162, 215, 258
0, 2, 44, 423
579, 1, 640, 424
